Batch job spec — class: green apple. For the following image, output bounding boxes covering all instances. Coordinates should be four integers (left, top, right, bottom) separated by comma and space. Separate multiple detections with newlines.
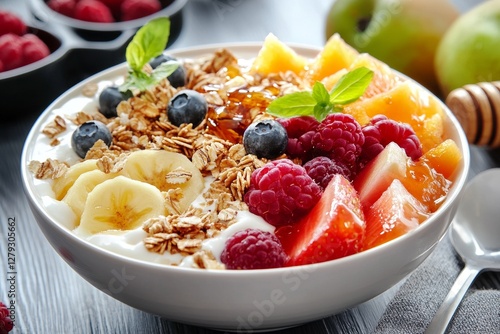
435, 0, 500, 96
325, 0, 459, 95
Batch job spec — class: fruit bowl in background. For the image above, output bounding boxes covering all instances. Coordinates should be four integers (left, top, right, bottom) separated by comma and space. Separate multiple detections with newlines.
20, 43, 470, 332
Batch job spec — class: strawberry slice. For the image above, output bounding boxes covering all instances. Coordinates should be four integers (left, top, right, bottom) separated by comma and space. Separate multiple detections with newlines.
277, 174, 365, 266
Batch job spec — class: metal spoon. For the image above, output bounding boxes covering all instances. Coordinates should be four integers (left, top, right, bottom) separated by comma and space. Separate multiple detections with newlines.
425, 168, 500, 334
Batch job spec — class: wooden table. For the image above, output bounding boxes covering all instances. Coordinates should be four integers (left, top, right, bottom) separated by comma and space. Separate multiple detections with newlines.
1, 0, 499, 333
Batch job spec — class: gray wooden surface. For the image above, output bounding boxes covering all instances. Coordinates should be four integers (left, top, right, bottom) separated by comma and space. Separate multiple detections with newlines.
1, 0, 499, 333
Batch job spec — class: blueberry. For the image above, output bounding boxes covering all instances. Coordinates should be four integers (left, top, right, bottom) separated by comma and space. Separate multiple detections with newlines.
71, 121, 112, 158
98, 86, 132, 118
243, 120, 288, 159
149, 54, 187, 88
167, 90, 208, 127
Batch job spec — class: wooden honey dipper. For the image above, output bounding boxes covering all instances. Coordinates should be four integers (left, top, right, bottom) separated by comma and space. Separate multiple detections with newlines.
446, 81, 500, 148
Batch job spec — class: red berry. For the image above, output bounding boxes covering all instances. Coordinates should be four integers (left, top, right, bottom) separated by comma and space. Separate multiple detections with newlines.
20, 34, 50, 66
304, 156, 352, 189
0, 33, 23, 72
74, 0, 115, 23
244, 159, 322, 227
277, 174, 365, 266
121, 0, 162, 21
0, 10, 27, 36
221, 228, 287, 269
312, 113, 364, 168
47, 0, 77, 17
277, 116, 319, 161
359, 115, 422, 168
0, 302, 13, 333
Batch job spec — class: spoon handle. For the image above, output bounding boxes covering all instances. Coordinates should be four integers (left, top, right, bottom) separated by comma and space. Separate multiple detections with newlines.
425, 264, 481, 334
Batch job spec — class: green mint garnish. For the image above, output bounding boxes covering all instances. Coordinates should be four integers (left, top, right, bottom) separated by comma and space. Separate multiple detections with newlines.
267, 66, 374, 121
120, 17, 178, 93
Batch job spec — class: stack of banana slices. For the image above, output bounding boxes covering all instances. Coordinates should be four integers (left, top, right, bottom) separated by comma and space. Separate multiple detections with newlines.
52, 150, 204, 234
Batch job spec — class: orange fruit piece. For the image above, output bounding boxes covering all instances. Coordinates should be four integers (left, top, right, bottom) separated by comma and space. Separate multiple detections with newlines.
305, 33, 358, 83
250, 33, 307, 76
422, 139, 463, 179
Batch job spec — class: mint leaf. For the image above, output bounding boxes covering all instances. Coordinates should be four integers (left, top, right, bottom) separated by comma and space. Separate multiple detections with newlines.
120, 17, 174, 93
312, 81, 332, 121
266, 91, 317, 118
329, 67, 373, 105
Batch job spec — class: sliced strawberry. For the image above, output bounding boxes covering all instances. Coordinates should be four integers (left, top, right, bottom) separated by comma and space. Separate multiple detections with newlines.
277, 174, 365, 266
364, 179, 430, 250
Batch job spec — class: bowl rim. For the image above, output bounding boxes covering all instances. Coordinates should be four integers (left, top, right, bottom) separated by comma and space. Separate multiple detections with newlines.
20, 41, 471, 276
29, 0, 188, 32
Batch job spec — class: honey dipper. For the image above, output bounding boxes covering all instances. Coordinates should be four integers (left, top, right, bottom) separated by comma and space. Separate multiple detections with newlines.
445, 82, 500, 147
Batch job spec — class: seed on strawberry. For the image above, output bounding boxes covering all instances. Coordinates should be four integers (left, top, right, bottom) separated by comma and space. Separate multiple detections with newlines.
121, 0, 162, 21
244, 159, 322, 227
221, 228, 287, 269
0, 10, 27, 36
277, 174, 365, 266
74, 0, 115, 23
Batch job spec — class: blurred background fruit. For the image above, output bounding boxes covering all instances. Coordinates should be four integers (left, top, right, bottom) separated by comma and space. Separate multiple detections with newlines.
435, 0, 500, 96
325, 0, 459, 95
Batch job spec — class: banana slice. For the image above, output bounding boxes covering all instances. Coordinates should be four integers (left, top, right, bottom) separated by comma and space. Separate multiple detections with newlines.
63, 169, 117, 220
52, 159, 99, 200
80, 176, 166, 234
121, 150, 204, 213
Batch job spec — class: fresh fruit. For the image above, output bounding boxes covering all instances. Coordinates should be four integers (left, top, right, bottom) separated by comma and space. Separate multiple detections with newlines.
121, 149, 204, 213
303, 156, 352, 188
343, 81, 445, 153
353, 142, 408, 209
421, 138, 462, 179
74, 0, 115, 23
0, 34, 23, 72
0, 302, 13, 334
71, 120, 113, 158
250, 33, 307, 76
62, 169, 117, 219
52, 159, 99, 200
47, 0, 77, 17
364, 179, 429, 250
278, 174, 365, 266
0, 10, 27, 36
435, 0, 500, 96
20, 34, 50, 67
244, 159, 322, 227
306, 33, 359, 83
312, 113, 365, 167
121, 0, 162, 21
167, 89, 208, 127
325, 0, 459, 94
80, 176, 165, 234
277, 116, 319, 161
243, 119, 288, 159
98, 86, 132, 118
149, 54, 187, 88
220, 228, 287, 269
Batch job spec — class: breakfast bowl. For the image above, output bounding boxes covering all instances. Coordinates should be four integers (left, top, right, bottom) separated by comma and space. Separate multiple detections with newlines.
20, 34, 470, 331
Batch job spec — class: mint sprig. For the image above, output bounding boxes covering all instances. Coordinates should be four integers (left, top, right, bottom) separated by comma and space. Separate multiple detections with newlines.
120, 17, 178, 93
267, 67, 374, 121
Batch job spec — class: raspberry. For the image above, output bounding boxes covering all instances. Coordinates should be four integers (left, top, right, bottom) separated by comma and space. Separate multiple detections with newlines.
20, 34, 50, 66
121, 0, 162, 21
0, 33, 23, 72
0, 302, 13, 333
47, 0, 77, 17
244, 159, 322, 226
277, 116, 319, 161
220, 228, 287, 269
359, 115, 422, 168
0, 10, 27, 36
304, 156, 353, 189
312, 113, 365, 167
74, 0, 115, 23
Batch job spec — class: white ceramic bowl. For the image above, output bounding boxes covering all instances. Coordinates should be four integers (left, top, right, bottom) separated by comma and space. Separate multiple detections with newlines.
21, 43, 470, 332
